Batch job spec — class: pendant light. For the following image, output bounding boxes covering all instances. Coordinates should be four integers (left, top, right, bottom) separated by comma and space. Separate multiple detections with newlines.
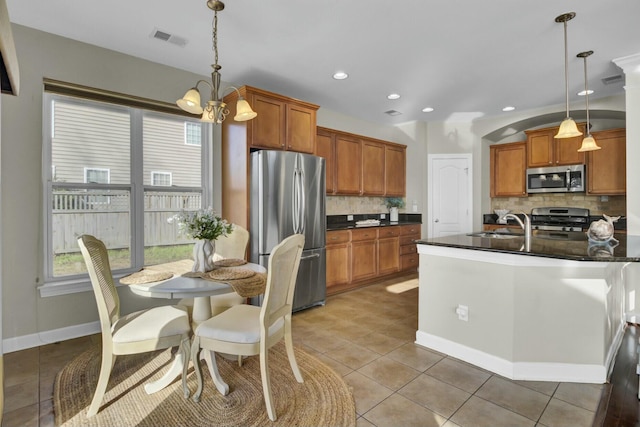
176, 0, 257, 124
554, 12, 583, 139
577, 51, 601, 152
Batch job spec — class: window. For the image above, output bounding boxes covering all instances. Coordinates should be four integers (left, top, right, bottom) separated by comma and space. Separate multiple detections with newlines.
44, 89, 211, 287
185, 122, 201, 146
151, 171, 172, 186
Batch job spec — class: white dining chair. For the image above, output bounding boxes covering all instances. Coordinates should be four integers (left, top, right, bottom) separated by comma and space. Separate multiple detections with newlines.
190, 234, 305, 421
179, 224, 250, 316
77, 234, 192, 417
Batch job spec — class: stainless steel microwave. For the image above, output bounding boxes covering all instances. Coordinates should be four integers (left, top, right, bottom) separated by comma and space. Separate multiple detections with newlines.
526, 164, 585, 193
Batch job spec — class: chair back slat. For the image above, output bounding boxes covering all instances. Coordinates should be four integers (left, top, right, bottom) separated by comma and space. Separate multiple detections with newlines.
213, 224, 250, 260
260, 234, 304, 329
78, 234, 120, 326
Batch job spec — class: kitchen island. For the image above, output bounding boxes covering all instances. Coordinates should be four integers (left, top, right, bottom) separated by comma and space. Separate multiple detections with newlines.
416, 231, 640, 383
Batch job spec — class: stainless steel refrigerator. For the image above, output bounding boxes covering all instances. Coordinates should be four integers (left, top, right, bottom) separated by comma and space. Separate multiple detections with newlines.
250, 150, 326, 312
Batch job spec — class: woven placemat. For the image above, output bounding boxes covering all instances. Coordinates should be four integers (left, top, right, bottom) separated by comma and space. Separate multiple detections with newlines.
214, 258, 248, 267
119, 270, 173, 285
54, 341, 356, 427
207, 267, 256, 281
183, 271, 267, 298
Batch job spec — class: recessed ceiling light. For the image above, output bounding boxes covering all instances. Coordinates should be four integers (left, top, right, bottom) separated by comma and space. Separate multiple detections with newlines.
422, 107, 434, 113
577, 89, 594, 96
333, 71, 349, 80
502, 106, 516, 112
387, 93, 400, 100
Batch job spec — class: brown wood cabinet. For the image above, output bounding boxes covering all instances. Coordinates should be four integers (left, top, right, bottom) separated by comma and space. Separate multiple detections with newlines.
399, 224, 420, 272
326, 230, 351, 290
315, 129, 336, 194
587, 128, 626, 195
221, 86, 319, 229
525, 123, 586, 168
362, 140, 386, 195
385, 144, 406, 196
350, 228, 378, 282
325, 224, 419, 295
315, 126, 407, 196
377, 227, 400, 275
490, 141, 527, 197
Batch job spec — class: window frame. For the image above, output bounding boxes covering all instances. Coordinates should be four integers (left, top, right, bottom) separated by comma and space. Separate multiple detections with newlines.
151, 171, 172, 186
41, 91, 212, 297
185, 121, 202, 146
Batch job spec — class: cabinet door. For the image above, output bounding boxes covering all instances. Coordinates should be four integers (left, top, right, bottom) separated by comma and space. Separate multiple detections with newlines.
526, 130, 554, 167
555, 133, 585, 165
362, 139, 385, 195
286, 103, 316, 153
587, 128, 626, 195
490, 142, 527, 197
326, 242, 351, 288
378, 236, 400, 275
315, 130, 336, 194
351, 240, 377, 282
385, 145, 406, 196
249, 94, 286, 149
335, 136, 362, 194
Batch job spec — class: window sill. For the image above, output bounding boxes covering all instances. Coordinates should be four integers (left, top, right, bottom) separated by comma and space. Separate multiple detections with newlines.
38, 273, 130, 297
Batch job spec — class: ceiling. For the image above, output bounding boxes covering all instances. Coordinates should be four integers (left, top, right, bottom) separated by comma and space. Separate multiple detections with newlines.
6, 0, 640, 125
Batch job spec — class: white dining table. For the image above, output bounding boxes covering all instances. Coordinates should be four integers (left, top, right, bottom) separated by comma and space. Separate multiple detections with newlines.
126, 262, 266, 395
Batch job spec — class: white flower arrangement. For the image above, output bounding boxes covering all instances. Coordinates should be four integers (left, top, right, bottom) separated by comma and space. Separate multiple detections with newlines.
168, 207, 233, 240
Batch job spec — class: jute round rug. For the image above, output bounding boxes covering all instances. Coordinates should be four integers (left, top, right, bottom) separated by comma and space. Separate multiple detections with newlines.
54, 341, 356, 427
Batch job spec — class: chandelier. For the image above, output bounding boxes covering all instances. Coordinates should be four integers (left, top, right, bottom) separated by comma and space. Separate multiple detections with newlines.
577, 50, 601, 152
176, 0, 257, 124
554, 12, 582, 139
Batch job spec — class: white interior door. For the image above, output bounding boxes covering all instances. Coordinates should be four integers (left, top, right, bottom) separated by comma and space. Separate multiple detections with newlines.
428, 154, 472, 237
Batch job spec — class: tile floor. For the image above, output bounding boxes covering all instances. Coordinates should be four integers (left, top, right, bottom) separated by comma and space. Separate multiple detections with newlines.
2, 275, 604, 427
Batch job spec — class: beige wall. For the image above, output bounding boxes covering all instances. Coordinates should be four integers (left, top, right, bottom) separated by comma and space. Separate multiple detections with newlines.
1, 24, 211, 342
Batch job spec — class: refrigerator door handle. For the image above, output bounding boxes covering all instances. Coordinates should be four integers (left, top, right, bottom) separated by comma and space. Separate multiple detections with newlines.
292, 168, 300, 234
299, 168, 306, 234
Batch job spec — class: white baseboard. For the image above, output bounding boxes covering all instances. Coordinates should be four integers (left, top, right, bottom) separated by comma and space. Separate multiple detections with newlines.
3, 321, 100, 354
415, 330, 610, 384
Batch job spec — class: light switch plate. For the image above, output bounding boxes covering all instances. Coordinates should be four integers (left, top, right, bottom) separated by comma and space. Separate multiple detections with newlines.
380, 213, 386, 219
347, 215, 354, 221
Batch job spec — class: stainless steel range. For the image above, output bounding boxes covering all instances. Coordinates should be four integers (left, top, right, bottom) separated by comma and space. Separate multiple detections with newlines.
530, 207, 590, 232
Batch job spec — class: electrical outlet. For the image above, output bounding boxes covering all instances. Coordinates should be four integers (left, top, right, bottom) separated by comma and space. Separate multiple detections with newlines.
347, 214, 354, 221
380, 213, 386, 219
456, 304, 469, 321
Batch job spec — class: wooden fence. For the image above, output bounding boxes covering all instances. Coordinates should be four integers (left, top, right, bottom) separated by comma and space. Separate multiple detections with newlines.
52, 190, 202, 253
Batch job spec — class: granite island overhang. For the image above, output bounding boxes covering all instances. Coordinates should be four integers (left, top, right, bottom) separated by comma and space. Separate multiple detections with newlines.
415, 232, 640, 384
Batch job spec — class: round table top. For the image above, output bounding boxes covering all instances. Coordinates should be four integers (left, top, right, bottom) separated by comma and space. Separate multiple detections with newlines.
127, 262, 266, 299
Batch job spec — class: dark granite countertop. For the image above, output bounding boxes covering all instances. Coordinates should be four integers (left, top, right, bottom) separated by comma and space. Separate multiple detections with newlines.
417, 230, 640, 262
327, 213, 421, 231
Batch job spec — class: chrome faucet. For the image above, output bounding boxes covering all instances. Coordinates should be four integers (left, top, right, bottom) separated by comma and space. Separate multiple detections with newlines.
504, 212, 532, 251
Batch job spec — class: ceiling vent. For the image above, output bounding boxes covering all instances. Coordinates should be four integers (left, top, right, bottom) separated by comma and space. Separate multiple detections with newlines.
384, 110, 402, 116
150, 28, 187, 47
601, 74, 623, 85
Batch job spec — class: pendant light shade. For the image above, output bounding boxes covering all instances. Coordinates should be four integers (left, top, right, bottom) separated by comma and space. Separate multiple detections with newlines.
554, 12, 582, 139
576, 50, 601, 152
234, 97, 258, 121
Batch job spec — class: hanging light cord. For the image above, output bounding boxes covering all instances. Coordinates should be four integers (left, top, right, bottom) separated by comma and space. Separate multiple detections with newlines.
562, 19, 570, 118
583, 56, 591, 136
212, 9, 218, 68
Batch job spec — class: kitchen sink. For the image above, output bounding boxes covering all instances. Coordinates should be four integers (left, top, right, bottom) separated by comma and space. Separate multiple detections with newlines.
467, 231, 521, 239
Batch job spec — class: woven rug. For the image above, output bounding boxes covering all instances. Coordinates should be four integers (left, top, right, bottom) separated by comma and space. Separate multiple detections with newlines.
54, 341, 356, 427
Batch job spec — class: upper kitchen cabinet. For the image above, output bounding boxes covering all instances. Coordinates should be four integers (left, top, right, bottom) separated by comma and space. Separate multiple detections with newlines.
221, 86, 318, 229
385, 144, 406, 196
315, 126, 407, 196
490, 141, 527, 197
362, 139, 385, 195
525, 123, 586, 168
335, 134, 362, 195
315, 128, 336, 194
226, 86, 319, 153
586, 128, 626, 195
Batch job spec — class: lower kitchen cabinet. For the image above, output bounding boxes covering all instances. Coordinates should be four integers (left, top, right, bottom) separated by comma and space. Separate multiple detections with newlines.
351, 228, 378, 282
326, 224, 420, 295
399, 224, 420, 271
326, 230, 351, 290
378, 227, 400, 275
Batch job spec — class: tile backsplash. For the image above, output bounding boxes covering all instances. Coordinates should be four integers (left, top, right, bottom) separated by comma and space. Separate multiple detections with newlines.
327, 196, 394, 215
491, 194, 626, 216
